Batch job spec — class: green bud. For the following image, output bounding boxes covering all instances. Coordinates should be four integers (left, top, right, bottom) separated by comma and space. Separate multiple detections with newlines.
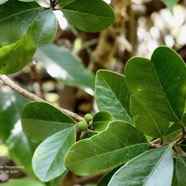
84, 113, 93, 122
77, 120, 88, 131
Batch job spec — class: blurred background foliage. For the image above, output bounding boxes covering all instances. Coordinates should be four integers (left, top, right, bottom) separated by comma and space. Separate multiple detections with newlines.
1, 0, 186, 185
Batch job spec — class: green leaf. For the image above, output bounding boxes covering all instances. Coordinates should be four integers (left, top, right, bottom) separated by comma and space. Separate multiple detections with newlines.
97, 167, 121, 186
21, 101, 76, 141
130, 95, 170, 138
125, 46, 186, 122
0, 0, 42, 46
30, 10, 58, 47
81, 131, 98, 139
65, 121, 147, 176
96, 70, 132, 123
161, 0, 178, 12
108, 146, 174, 186
176, 156, 186, 186
0, 179, 45, 186
6, 121, 39, 176
62, 0, 115, 32
0, 87, 29, 141
58, 0, 74, 7
34, 44, 95, 94
0, 32, 37, 74
164, 122, 181, 142
92, 110, 114, 132
32, 127, 76, 182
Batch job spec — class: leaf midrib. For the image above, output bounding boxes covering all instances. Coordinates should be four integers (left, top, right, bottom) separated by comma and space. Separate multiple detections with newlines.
151, 61, 180, 122
0, 7, 41, 22
143, 147, 171, 185
100, 74, 132, 123
67, 143, 147, 166
39, 127, 74, 180
62, 9, 113, 20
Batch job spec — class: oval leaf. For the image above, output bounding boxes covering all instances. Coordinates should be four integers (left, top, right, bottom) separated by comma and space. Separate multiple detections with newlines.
32, 127, 76, 182
30, 10, 58, 47
65, 121, 147, 176
0, 0, 41, 46
62, 0, 115, 32
21, 102, 76, 141
0, 32, 37, 74
125, 46, 186, 122
130, 95, 170, 138
96, 70, 132, 123
108, 146, 173, 186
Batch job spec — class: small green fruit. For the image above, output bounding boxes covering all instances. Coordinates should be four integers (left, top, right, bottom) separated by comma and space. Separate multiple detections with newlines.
84, 113, 93, 122
77, 121, 88, 131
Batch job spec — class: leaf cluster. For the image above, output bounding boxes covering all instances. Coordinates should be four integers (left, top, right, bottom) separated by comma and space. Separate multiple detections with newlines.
20, 46, 186, 185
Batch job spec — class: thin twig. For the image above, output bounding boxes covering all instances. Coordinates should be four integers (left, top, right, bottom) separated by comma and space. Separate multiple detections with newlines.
0, 75, 83, 122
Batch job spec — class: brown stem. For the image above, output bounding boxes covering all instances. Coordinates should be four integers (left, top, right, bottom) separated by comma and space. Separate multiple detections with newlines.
0, 75, 83, 122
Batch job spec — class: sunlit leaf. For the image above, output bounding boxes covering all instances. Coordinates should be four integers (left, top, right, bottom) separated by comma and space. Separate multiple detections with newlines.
0, 32, 37, 74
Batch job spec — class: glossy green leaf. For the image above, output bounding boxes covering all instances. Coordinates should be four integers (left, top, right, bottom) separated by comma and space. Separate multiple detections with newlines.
125, 46, 186, 122
108, 146, 173, 186
30, 10, 58, 47
176, 156, 186, 186
164, 122, 181, 142
62, 0, 115, 32
0, 179, 45, 186
92, 110, 114, 132
34, 44, 95, 94
0, 0, 42, 46
161, 0, 178, 12
6, 121, 39, 176
0, 87, 29, 141
32, 127, 76, 182
0, 32, 37, 74
65, 121, 147, 176
130, 95, 170, 138
96, 70, 132, 123
21, 101, 76, 141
